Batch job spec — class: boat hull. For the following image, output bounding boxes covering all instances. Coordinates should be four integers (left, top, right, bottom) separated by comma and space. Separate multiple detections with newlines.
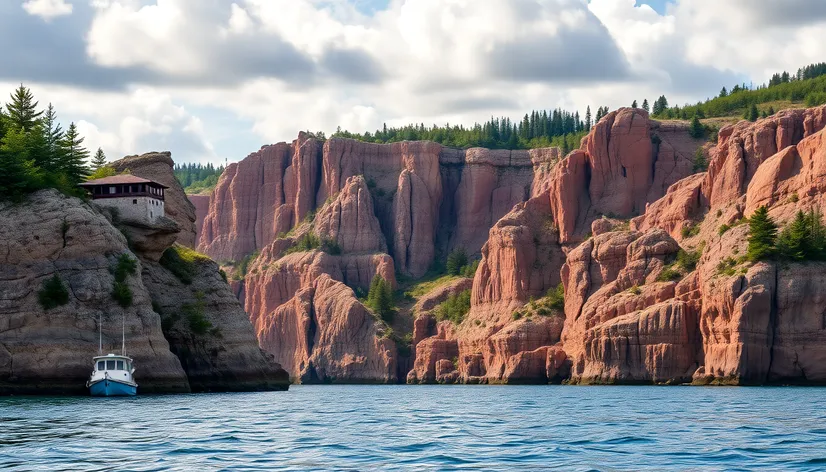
88, 379, 137, 397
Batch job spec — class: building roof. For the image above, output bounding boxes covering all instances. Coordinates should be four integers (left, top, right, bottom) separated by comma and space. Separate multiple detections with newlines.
78, 174, 169, 188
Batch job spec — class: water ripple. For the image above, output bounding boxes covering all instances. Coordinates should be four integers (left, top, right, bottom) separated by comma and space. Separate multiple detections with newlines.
2, 385, 826, 470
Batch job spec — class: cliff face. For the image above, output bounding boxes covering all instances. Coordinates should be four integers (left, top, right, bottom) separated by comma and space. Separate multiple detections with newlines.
411, 104, 826, 386
0, 190, 189, 394
192, 104, 826, 386
189, 194, 210, 246
199, 137, 554, 275
245, 176, 398, 383
0, 152, 289, 394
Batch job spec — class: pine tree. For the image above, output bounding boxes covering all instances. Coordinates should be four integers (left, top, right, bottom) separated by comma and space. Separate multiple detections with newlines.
747, 206, 778, 262
446, 249, 468, 276
642, 99, 649, 112
778, 211, 808, 261
806, 207, 826, 259
5, 84, 42, 132
58, 122, 90, 185
693, 147, 708, 172
689, 116, 705, 139
0, 126, 41, 198
91, 148, 107, 170
746, 103, 759, 122
632, 100, 638, 108
719, 87, 728, 98
366, 276, 394, 321
585, 106, 592, 131
41, 103, 63, 172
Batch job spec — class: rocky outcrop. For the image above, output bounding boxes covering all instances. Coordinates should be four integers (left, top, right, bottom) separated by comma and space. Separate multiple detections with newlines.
257, 275, 397, 383
0, 190, 189, 394
189, 194, 210, 246
549, 108, 700, 244
0, 151, 290, 394
472, 191, 565, 320
241, 174, 398, 382
199, 137, 558, 276
110, 152, 197, 247
705, 106, 826, 210
313, 176, 387, 253
198, 135, 323, 262
142, 252, 289, 392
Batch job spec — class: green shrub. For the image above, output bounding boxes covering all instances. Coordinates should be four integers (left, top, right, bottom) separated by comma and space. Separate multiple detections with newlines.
446, 249, 468, 276
657, 267, 683, 282
38, 274, 69, 310
182, 292, 213, 336
777, 209, 826, 261
805, 91, 826, 107
676, 247, 702, 272
689, 116, 706, 139
547, 283, 565, 310
790, 192, 800, 203
114, 254, 137, 282
681, 223, 701, 238
460, 259, 479, 278
512, 310, 523, 321
435, 289, 471, 325
717, 257, 739, 276
284, 233, 321, 255
719, 224, 731, 236
693, 147, 708, 172
629, 285, 642, 295
219, 269, 228, 282
112, 281, 133, 308
236, 250, 260, 278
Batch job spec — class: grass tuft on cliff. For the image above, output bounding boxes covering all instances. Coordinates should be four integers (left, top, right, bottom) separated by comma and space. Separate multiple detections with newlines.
38, 274, 69, 310
161, 244, 212, 285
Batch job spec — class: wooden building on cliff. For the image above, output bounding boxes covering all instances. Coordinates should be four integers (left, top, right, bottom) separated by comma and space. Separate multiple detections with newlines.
78, 175, 168, 223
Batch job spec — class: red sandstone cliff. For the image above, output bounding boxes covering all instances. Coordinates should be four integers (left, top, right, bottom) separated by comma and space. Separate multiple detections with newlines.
411, 105, 826, 386
196, 104, 826, 386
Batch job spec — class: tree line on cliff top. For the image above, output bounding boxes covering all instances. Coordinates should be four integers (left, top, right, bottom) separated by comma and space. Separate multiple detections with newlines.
0, 85, 109, 200
651, 62, 826, 121
331, 62, 826, 151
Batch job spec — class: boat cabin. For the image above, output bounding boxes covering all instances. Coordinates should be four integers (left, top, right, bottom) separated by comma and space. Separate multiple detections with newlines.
78, 175, 168, 223
95, 356, 133, 373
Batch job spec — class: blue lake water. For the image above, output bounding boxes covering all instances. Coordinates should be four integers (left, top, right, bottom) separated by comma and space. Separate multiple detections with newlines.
2, 385, 826, 471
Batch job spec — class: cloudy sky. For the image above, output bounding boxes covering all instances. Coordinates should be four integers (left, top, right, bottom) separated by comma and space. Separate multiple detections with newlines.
2, 0, 825, 164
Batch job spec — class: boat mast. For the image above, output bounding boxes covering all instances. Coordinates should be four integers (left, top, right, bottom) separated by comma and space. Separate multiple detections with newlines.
99, 313, 102, 355
122, 314, 126, 356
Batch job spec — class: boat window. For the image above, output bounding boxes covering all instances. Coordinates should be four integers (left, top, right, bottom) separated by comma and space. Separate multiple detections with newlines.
97, 361, 105, 370
107, 360, 116, 370
117, 360, 124, 370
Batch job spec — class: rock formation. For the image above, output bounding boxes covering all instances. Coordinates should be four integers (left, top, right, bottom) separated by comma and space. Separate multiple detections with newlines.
198, 137, 558, 275
110, 152, 198, 247
0, 152, 289, 395
188, 104, 826, 387
411, 105, 826, 386
189, 194, 210, 246
0, 190, 189, 394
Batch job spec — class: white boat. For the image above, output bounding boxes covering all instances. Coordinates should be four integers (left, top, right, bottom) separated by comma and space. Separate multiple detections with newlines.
86, 354, 138, 396
87, 314, 138, 397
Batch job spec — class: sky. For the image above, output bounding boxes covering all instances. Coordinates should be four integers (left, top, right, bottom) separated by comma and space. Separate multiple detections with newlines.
2, 0, 825, 165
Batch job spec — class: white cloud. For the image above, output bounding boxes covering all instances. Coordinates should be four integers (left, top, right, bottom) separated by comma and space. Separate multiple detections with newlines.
6, 0, 826, 165
22, 0, 73, 21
